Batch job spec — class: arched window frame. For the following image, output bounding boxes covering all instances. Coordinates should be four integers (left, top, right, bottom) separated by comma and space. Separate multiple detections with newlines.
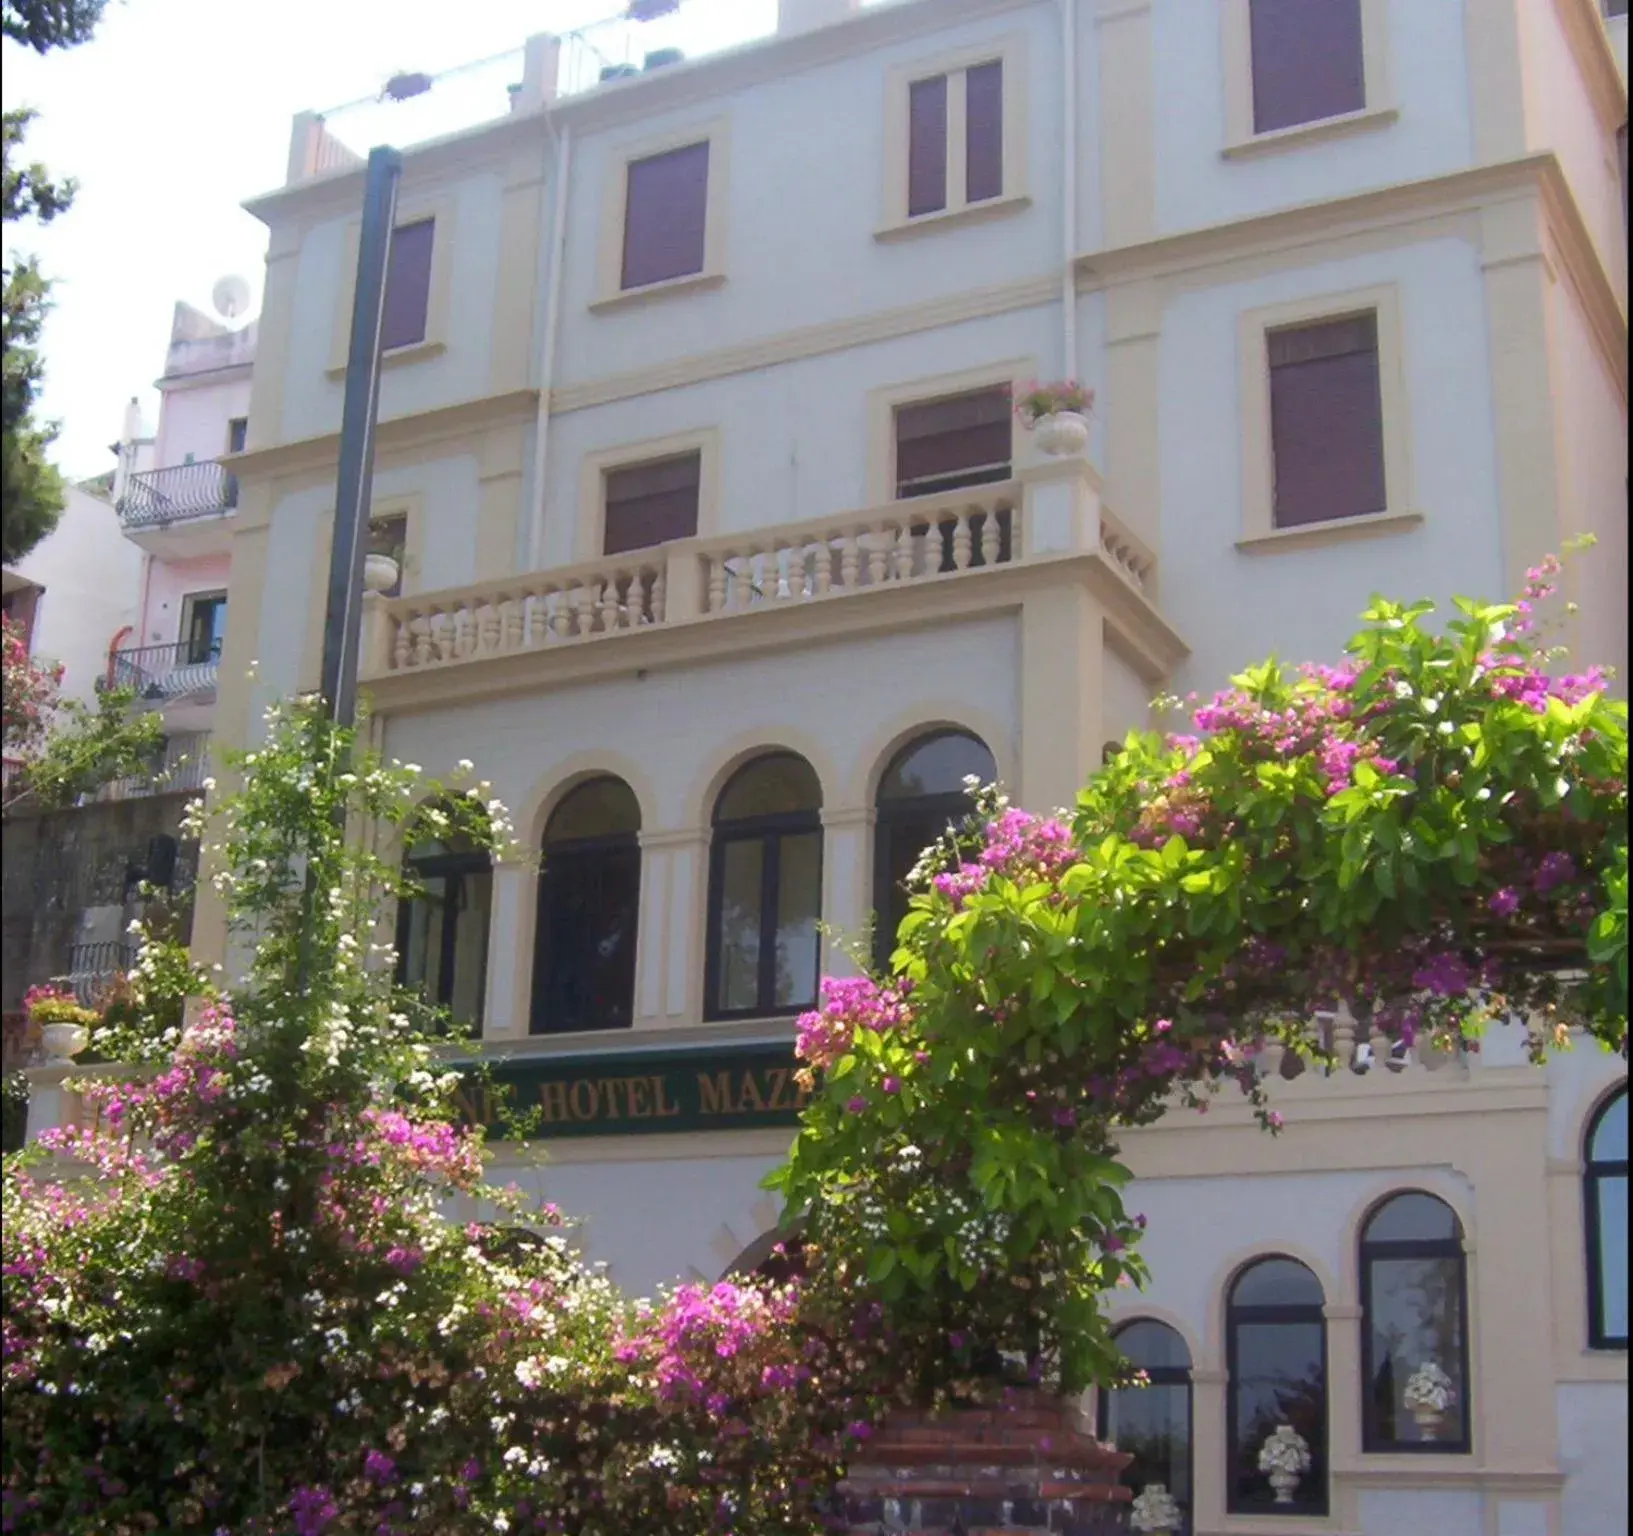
395, 813, 492, 1029
1358, 1191, 1471, 1454
1097, 1319, 1194, 1534
530, 776, 642, 1037
1585, 1084, 1629, 1351
705, 753, 823, 1021
871, 728, 993, 970
1225, 1256, 1328, 1517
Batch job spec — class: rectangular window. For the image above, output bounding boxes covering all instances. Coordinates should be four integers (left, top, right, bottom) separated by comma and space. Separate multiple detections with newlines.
1605, 1, 1628, 18
905, 60, 1005, 219
224, 418, 247, 509
1267, 312, 1387, 529
1250, 0, 1366, 134
894, 386, 1013, 499
181, 592, 228, 665
603, 452, 701, 554
380, 218, 435, 352
621, 141, 710, 291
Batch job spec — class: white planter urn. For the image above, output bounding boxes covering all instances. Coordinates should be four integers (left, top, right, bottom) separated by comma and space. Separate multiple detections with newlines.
1032, 410, 1091, 457
1411, 1405, 1446, 1437
1268, 1466, 1302, 1505
363, 553, 400, 594
39, 1021, 89, 1066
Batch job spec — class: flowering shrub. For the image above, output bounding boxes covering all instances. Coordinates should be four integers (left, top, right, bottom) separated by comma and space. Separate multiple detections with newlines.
20, 986, 97, 1029
773, 567, 1626, 1400
1012, 379, 1094, 424
3, 698, 883, 1533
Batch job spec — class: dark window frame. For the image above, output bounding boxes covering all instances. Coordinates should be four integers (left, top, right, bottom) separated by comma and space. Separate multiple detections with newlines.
1358, 1192, 1472, 1454
893, 384, 1015, 501
181, 590, 228, 665
1586, 1084, 1629, 1351
1225, 1257, 1329, 1517
1248, 0, 1367, 136
1098, 1319, 1196, 1535
620, 139, 711, 292
395, 832, 492, 1028
380, 217, 436, 353
531, 778, 642, 1037
602, 450, 702, 555
704, 756, 823, 1023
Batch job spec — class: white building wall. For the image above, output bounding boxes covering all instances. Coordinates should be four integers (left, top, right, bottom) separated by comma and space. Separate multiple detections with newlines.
1156, 236, 1505, 698
10, 485, 141, 704
1149, 0, 1476, 236
138, 553, 233, 651
154, 376, 253, 471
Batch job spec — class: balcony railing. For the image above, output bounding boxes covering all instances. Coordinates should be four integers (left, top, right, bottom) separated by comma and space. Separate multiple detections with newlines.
97, 732, 212, 802
109, 642, 222, 701
116, 461, 238, 530
64, 941, 135, 1007
360, 470, 1175, 689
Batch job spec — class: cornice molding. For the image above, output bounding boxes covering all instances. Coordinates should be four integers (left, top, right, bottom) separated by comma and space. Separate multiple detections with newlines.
1535, 155, 1631, 402
1550, 0, 1629, 135
227, 388, 539, 493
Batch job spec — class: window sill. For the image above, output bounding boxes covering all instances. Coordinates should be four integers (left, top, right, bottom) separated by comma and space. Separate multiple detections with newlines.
874, 192, 1032, 243
1223, 106, 1399, 161
325, 337, 446, 379
590, 270, 726, 314
1236, 510, 1422, 555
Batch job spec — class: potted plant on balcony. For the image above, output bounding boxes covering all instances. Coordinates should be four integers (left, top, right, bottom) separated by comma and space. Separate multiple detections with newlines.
23, 985, 97, 1066
1013, 379, 1094, 457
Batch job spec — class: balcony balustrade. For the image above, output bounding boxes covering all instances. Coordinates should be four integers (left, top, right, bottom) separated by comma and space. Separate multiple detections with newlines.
116, 461, 238, 531
361, 467, 1172, 693
109, 642, 222, 702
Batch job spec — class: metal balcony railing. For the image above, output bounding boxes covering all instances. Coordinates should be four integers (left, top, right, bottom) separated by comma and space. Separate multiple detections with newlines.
109, 641, 222, 701
97, 732, 212, 802
65, 941, 135, 1006
116, 460, 238, 530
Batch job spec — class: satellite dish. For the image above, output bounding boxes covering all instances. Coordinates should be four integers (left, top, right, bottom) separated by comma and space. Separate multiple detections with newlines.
211, 275, 252, 322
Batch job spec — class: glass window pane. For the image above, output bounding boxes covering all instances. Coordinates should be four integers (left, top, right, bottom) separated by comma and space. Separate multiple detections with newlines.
402, 876, 448, 1001
1596, 1173, 1629, 1341
1365, 1192, 1461, 1244
716, 754, 822, 822
1233, 1320, 1326, 1510
537, 845, 640, 1034
1367, 1255, 1465, 1445
715, 840, 764, 1013
1232, 1258, 1324, 1308
1590, 1090, 1628, 1162
1118, 1320, 1192, 1373
546, 777, 641, 843
447, 869, 491, 1027
773, 830, 821, 1010
1105, 1380, 1191, 1526
877, 731, 996, 801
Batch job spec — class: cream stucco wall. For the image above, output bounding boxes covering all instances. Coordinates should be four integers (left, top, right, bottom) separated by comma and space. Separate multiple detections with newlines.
154, 374, 253, 472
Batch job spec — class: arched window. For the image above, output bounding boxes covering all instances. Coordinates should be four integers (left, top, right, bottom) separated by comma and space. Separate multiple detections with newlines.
1227, 1257, 1327, 1516
1099, 1320, 1193, 1533
872, 729, 994, 967
1360, 1192, 1470, 1451
531, 776, 642, 1035
1586, 1085, 1628, 1350
706, 753, 822, 1020
396, 817, 491, 1029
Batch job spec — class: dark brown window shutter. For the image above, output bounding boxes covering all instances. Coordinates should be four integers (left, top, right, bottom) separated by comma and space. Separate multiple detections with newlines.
965, 60, 1004, 203
621, 142, 710, 291
908, 74, 949, 217
895, 386, 1012, 498
380, 219, 435, 351
1268, 312, 1387, 529
603, 452, 701, 554
1249, 0, 1366, 134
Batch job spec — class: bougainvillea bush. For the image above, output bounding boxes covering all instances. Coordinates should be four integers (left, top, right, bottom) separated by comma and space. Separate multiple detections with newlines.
773, 562, 1626, 1400
2, 701, 880, 1535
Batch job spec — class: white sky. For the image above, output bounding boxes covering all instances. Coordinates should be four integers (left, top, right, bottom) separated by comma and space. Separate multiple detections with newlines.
3, 0, 781, 477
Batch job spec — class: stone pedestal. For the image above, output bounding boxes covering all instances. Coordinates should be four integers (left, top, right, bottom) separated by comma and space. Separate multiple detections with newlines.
834, 1390, 1132, 1535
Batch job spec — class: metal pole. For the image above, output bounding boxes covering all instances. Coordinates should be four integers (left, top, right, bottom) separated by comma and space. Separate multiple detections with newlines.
319, 145, 402, 728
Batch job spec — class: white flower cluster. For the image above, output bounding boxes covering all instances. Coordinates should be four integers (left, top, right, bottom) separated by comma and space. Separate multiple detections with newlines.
1403, 1360, 1456, 1415
1258, 1423, 1311, 1477
1130, 1483, 1182, 1533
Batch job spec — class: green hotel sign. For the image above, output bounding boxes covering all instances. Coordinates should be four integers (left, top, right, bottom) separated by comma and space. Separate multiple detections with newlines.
453, 1041, 805, 1141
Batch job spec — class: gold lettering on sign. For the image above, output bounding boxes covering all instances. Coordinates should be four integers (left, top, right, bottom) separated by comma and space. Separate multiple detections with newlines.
595, 1078, 625, 1119
568, 1080, 599, 1122
653, 1075, 682, 1117
736, 1071, 765, 1113
626, 1076, 653, 1119
764, 1067, 792, 1112
698, 1070, 736, 1116
540, 1081, 571, 1124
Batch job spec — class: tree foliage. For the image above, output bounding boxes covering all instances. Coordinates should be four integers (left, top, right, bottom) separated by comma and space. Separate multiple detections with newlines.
773, 560, 1627, 1399
1, 0, 110, 564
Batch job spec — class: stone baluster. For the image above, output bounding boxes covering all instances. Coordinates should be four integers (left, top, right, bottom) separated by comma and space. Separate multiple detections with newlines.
500, 596, 523, 652
706, 558, 726, 613
866, 530, 888, 584
1331, 999, 1358, 1074
478, 602, 500, 654
980, 505, 1001, 566
393, 615, 413, 670
598, 577, 619, 632
544, 589, 567, 639
892, 523, 914, 580
952, 509, 973, 570
432, 613, 455, 664
813, 538, 833, 595
650, 567, 668, 623
732, 555, 754, 608
839, 534, 860, 590
410, 614, 433, 667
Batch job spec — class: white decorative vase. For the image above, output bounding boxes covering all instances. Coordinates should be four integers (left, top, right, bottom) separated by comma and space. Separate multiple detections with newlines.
39, 1021, 89, 1065
1268, 1466, 1301, 1505
1411, 1406, 1445, 1437
1032, 410, 1091, 457
363, 553, 400, 594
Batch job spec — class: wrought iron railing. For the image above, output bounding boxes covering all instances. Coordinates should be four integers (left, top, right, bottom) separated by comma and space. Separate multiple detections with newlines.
109, 641, 221, 700
65, 941, 135, 1005
97, 733, 212, 802
116, 460, 238, 529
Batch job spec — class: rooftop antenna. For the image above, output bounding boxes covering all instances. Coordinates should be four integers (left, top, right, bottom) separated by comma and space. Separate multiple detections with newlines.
211, 274, 252, 324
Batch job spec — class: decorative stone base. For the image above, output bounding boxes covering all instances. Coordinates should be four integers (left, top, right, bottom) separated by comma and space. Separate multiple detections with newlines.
833, 1389, 1132, 1535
